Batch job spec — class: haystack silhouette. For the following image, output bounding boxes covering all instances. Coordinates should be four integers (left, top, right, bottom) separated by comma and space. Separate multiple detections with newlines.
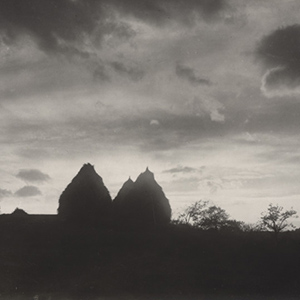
11, 208, 28, 217
113, 177, 134, 206
57, 163, 112, 227
113, 168, 171, 231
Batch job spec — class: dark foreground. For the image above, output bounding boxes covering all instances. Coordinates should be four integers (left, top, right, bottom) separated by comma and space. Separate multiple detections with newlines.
0, 215, 300, 299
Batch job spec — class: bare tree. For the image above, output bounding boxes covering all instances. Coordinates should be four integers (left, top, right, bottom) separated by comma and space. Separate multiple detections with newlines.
261, 204, 298, 240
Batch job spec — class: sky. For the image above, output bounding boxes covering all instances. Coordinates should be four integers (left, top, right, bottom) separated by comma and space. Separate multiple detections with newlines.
1, 0, 300, 226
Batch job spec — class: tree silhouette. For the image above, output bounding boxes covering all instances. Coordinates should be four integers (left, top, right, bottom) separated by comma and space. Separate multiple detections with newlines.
196, 205, 230, 230
175, 200, 237, 230
261, 204, 298, 240
176, 200, 209, 225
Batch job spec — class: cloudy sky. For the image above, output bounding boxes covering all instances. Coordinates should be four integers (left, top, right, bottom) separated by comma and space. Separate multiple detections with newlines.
1, 0, 300, 225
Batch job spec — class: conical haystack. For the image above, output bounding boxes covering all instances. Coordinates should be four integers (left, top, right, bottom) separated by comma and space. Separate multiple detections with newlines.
113, 168, 171, 230
58, 163, 112, 227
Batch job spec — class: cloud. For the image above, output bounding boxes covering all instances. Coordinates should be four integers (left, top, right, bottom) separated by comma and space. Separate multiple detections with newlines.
244, 101, 300, 135
110, 61, 144, 81
165, 176, 200, 192
93, 64, 110, 82
5, 107, 230, 155
16, 169, 50, 183
134, 112, 229, 151
150, 119, 160, 126
256, 24, 300, 96
0, 1, 102, 56
0, 0, 229, 94
163, 165, 199, 174
15, 186, 42, 197
16, 148, 50, 160
0, 188, 12, 199
176, 64, 211, 86
206, 180, 222, 194
0, 0, 227, 58
110, 0, 227, 26
189, 97, 225, 122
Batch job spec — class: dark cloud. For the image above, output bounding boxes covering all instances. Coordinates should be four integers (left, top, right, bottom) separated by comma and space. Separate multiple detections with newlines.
93, 64, 110, 82
16, 169, 50, 183
176, 64, 211, 86
112, 0, 227, 25
0, 188, 12, 199
0, 0, 227, 57
0, 0, 103, 55
130, 112, 230, 152
4, 108, 231, 155
163, 165, 199, 173
15, 185, 42, 197
93, 60, 144, 82
244, 101, 300, 135
111, 61, 144, 81
100, 19, 136, 43
256, 24, 300, 92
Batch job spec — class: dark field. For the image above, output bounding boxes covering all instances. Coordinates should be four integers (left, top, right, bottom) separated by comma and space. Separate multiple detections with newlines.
0, 215, 300, 299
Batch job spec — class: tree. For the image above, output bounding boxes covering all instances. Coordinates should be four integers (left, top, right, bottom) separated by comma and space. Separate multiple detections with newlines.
239, 222, 264, 232
260, 204, 298, 240
195, 205, 230, 230
176, 200, 209, 225
175, 200, 239, 231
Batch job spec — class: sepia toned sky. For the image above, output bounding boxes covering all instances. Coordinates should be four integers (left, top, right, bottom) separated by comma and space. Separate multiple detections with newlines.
1, 0, 300, 225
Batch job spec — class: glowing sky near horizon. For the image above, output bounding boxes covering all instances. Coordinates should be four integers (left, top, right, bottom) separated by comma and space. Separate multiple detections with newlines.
1, 0, 300, 226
